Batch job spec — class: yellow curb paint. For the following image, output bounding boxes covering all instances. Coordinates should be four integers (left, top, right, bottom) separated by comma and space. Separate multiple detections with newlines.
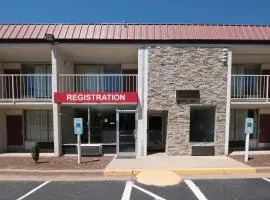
103, 168, 256, 176
103, 169, 132, 176
224, 168, 256, 174
173, 168, 225, 175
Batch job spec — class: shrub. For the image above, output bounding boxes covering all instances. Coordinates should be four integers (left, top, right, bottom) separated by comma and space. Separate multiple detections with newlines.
31, 142, 40, 164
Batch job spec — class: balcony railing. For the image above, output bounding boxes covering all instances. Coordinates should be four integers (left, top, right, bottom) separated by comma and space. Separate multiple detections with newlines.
0, 74, 52, 102
58, 74, 137, 92
231, 75, 270, 102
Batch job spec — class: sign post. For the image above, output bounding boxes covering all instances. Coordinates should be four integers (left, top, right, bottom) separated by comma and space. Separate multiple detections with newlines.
74, 118, 83, 165
244, 118, 254, 163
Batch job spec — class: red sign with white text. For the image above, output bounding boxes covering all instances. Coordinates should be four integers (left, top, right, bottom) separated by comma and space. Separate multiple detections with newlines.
54, 92, 138, 104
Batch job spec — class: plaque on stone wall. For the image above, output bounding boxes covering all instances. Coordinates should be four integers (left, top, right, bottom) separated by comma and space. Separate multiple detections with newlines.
176, 90, 200, 104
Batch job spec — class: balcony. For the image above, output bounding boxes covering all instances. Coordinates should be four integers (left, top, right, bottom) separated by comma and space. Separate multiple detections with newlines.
0, 74, 137, 103
0, 74, 52, 102
231, 75, 270, 102
58, 74, 137, 92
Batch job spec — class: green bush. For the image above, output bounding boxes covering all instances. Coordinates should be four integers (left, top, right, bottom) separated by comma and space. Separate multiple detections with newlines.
31, 142, 40, 164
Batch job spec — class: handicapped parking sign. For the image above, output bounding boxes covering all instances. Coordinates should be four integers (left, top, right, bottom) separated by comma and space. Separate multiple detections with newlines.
73, 118, 83, 135
245, 118, 254, 134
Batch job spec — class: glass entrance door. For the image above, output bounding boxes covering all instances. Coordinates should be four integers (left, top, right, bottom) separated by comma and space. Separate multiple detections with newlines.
116, 110, 137, 155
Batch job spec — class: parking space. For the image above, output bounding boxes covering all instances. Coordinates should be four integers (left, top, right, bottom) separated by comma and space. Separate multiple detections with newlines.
0, 181, 42, 200
0, 178, 269, 200
25, 181, 126, 200
193, 178, 270, 200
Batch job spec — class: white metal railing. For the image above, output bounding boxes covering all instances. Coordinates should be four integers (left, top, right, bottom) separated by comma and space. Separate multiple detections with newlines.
58, 74, 137, 92
231, 75, 270, 102
0, 74, 52, 102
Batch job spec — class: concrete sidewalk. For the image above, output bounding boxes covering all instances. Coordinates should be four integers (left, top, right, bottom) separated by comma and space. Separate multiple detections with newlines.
104, 153, 256, 176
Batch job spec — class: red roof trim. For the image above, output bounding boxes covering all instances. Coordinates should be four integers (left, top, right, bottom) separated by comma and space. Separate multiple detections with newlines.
1, 23, 270, 41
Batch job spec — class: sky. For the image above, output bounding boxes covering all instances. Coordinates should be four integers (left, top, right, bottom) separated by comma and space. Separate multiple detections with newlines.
1, 0, 270, 24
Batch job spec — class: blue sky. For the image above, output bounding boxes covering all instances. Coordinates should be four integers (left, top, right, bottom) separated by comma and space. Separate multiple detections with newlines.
1, 0, 270, 24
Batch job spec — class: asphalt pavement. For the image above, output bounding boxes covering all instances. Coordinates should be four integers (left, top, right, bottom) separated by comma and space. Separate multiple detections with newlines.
1, 178, 270, 200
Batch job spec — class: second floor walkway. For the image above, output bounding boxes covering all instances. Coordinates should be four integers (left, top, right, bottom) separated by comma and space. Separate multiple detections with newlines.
0, 74, 137, 103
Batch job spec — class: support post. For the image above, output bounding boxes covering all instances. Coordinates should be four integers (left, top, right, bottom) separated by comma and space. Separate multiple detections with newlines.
88, 106, 91, 144
11, 75, 15, 103
266, 76, 269, 102
245, 133, 250, 162
52, 46, 62, 156
225, 50, 232, 155
137, 47, 148, 156
77, 134, 81, 164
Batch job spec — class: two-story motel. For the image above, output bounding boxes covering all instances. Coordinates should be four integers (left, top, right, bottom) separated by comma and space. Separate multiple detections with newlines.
0, 23, 270, 157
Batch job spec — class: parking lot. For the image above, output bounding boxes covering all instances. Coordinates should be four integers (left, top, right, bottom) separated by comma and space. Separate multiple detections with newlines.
0, 178, 270, 200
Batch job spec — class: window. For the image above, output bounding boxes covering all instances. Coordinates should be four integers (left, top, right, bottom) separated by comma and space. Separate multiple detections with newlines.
25, 110, 53, 142
229, 109, 258, 141
190, 106, 215, 142
21, 64, 52, 98
75, 64, 122, 92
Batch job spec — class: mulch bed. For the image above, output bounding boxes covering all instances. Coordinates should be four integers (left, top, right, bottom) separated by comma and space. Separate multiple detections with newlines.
0, 156, 113, 170
229, 155, 270, 167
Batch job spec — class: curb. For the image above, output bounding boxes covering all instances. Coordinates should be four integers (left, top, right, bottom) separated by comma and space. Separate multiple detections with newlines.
0, 169, 104, 176
103, 167, 257, 176
255, 167, 270, 173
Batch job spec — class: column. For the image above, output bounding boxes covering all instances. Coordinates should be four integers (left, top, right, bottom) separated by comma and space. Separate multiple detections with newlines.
225, 50, 232, 155
137, 47, 148, 156
0, 109, 7, 152
52, 46, 62, 156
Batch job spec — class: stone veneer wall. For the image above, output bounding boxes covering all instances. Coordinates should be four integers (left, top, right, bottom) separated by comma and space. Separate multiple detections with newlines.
148, 46, 228, 155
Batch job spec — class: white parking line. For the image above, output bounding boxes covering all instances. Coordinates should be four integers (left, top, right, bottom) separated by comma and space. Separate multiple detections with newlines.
121, 181, 133, 200
132, 184, 167, 200
16, 181, 51, 200
184, 180, 208, 200
121, 181, 166, 200
262, 178, 270, 183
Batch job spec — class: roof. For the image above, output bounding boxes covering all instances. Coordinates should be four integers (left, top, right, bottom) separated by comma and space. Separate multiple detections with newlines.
1, 23, 270, 41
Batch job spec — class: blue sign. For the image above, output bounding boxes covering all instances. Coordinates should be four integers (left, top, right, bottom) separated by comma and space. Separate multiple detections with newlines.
74, 118, 83, 135
245, 118, 254, 134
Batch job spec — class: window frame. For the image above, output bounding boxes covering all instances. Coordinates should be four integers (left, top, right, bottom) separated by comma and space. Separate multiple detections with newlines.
189, 105, 216, 143
24, 110, 53, 142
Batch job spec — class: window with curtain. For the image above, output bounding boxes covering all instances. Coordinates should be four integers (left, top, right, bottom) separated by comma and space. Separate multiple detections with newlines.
229, 109, 258, 141
75, 64, 98, 92
21, 64, 52, 98
75, 64, 122, 92
231, 64, 261, 98
25, 110, 53, 142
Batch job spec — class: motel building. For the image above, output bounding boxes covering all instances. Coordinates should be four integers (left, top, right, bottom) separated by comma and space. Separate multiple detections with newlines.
1, 23, 270, 157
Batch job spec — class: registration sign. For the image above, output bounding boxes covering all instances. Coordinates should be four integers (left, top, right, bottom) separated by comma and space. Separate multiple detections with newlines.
74, 118, 83, 135
54, 92, 138, 104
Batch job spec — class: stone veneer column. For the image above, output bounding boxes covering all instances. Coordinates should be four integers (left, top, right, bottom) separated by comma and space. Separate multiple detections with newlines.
148, 46, 228, 156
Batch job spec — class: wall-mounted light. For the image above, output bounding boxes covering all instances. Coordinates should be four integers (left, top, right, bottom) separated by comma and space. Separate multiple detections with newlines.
44, 33, 55, 43
222, 48, 228, 64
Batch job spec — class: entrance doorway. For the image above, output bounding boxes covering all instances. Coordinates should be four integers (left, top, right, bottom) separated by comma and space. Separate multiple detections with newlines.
7, 115, 23, 150
116, 110, 137, 156
147, 115, 165, 153
259, 114, 270, 145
